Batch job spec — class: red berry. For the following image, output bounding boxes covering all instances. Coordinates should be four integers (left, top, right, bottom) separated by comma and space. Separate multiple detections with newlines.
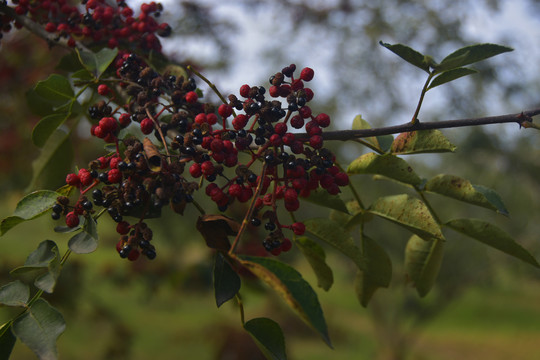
285, 198, 300, 212
300, 67, 315, 81
269, 85, 280, 97
238, 187, 253, 203
108, 168, 122, 183
66, 173, 80, 187
281, 238, 292, 252
116, 221, 130, 235
290, 115, 304, 129
45, 22, 56, 33
291, 79, 304, 91
194, 113, 207, 125
78, 169, 93, 186
232, 114, 248, 130
218, 104, 233, 118
304, 88, 314, 101
127, 249, 140, 261
274, 122, 287, 135
334, 172, 349, 186
315, 113, 331, 128
201, 161, 215, 175
319, 174, 334, 189
269, 134, 282, 146
282, 133, 296, 146
65, 211, 79, 228
279, 85, 291, 97
185, 91, 198, 103
109, 157, 121, 169
291, 222, 306, 235
189, 163, 202, 178
211, 139, 224, 152
239, 84, 250, 98
99, 117, 117, 133
207, 113, 218, 125
299, 106, 312, 119
309, 135, 323, 149
284, 188, 298, 203
140, 118, 154, 134
270, 247, 282, 256
93, 125, 107, 139
97, 84, 110, 96
118, 113, 131, 127
228, 184, 242, 198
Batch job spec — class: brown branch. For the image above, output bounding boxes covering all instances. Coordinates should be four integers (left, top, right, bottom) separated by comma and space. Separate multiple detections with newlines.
0, 3, 90, 52
295, 108, 540, 141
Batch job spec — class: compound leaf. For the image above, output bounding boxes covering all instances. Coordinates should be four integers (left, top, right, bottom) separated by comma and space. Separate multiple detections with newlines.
428, 67, 477, 90
405, 235, 444, 297
379, 41, 431, 73
352, 115, 393, 152
244, 318, 287, 360
1, 191, 60, 236
77, 47, 118, 79
391, 130, 456, 155
355, 236, 392, 307
34, 74, 74, 107
295, 237, 333, 291
305, 190, 349, 214
0, 280, 30, 307
238, 256, 331, 347
445, 219, 539, 267
213, 252, 241, 307
436, 43, 513, 72
12, 299, 65, 360
348, 153, 422, 186
368, 194, 444, 241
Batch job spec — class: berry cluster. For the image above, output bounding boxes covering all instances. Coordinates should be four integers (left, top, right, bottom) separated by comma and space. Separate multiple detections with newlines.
52, 46, 349, 258
1, 0, 170, 51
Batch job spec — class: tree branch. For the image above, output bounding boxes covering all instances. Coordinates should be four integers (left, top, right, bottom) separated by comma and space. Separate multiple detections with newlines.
295, 108, 540, 141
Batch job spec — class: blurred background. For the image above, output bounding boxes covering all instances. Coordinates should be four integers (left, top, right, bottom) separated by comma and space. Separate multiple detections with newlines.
1, 0, 540, 359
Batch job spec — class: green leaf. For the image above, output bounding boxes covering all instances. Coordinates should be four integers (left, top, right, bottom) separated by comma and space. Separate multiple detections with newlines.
436, 43, 513, 72
26, 89, 55, 117
355, 236, 392, 307
0, 322, 16, 360
238, 256, 331, 347
12, 299, 66, 360
445, 219, 539, 267
11, 240, 61, 293
28, 128, 73, 191
295, 237, 333, 291
71, 69, 94, 81
0, 280, 30, 307
472, 185, 509, 216
391, 130, 456, 155
351, 115, 393, 152
68, 217, 98, 254
379, 41, 431, 73
77, 48, 118, 79
427, 67, 477, 90
424, 174, 508, 215
347, 153, 422, 186
213, 252, 241, 307
305, 189, 349, 214
1, 190, 60, 236
31, 113, 70, 148
244, 318, 287, 360
34, 74, 74, 106
368, 194, 444, 240
405, 235, 444, 297
304, 218, 364, 270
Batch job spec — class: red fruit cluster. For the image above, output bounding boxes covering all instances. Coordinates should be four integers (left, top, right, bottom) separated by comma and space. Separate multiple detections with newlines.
2, 0, 171, 51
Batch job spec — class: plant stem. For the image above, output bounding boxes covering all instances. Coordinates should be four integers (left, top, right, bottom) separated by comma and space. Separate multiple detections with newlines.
410, 73, 434, 124
187, 65, 229, 106
303, 108, 540, 141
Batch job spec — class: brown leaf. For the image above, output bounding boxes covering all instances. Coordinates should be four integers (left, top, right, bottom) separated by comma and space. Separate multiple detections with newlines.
196, 214, 241, 251
143, 137, 162, 172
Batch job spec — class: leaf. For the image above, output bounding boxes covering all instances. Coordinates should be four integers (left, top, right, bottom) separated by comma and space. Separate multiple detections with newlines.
244, 318, 287, 360
1, 190, 60, 236
427, 67, 477, 90
28, 128, 73, 191
436, 43, 513, 72
213, 252, 241, 307
445, 219, 539, 267
26, 88, 56, 117
405, 235, 444, 297
0, 322, 16, 360
77, 47, 118, 79
295, 237, 333, 291
379, 41, 431, 73
238, 256, 331, 347
12, 299, 66, 360
351, 115, 393, 152
196, 215, 240, 251
424, 174, 508, 215
472, 185, 509, 216
304, 218, 364, 270
68, 217, 98, 254
347, 153, 422, 186
11, 240, 61, 293
34, 74, 74, 106
304, 189, 349, 214
355, 236, 392, 307
0, 280, 30, 307
368, 194, 444, 240
31, 113, 70, 148
391, 130, 456, 155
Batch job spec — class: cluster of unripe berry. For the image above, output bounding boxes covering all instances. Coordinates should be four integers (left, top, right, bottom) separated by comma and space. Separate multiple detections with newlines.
1, 0, 170, 51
